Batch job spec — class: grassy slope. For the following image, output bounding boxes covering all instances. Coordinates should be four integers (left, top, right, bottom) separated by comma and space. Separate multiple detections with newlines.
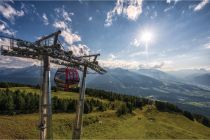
0, 87, 210, 139
0, 107, 210, 139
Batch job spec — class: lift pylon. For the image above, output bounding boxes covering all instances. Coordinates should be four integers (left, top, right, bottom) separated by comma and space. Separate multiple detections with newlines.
39, 55, 52, 139
0, 31, 106, 140
72, 65, 87, 139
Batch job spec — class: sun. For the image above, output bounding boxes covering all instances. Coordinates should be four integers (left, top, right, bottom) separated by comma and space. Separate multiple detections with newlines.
141, 30, 153, 43
138, 29, 155, 58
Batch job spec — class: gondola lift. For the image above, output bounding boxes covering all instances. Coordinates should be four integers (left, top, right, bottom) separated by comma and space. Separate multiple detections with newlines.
54, 67, 80, 91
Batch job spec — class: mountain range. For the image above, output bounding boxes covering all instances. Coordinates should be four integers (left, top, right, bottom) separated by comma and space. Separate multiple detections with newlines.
0, 65, 210, 117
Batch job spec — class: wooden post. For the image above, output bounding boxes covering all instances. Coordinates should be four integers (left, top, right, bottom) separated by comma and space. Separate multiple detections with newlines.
72, 66, 87, 139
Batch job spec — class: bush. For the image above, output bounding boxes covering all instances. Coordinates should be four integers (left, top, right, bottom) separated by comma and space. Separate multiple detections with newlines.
183, 111, 194, 121
155, 101, 182, 113
194, 114, 210, 127
116, 103, 129, 117
97, 103, 107, 112
84, 101, 93, 114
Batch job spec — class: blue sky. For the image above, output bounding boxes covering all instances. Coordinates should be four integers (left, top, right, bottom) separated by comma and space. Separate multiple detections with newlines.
0, 0, 210, 71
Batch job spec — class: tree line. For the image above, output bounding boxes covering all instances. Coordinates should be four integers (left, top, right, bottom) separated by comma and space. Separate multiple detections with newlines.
0, 82, 32, 88
0, 82, 209, 128
85, 88, 210, 128
0, 88, 107, 115
155, 100, 210, 127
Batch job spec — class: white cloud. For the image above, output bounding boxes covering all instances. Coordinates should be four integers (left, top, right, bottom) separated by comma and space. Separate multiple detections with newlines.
164, 0, 181, 12
124, 1, 142, 20
99, 59, 140, 69
53, 7, 90, 56
205, 43, 210, 49
53, 7, 81, 46
53, 21, 81, 45
109, 53, 116, 60
139, 62, 166, 69
164, 6, 174, 12
20, 3, 39, 16
0, 38, 10, 47
0, 55, 39, 68
188, 4, 196, 10
194, 0, 209, 12
63, 11, 73, 22
105, 0, 143, 27
62, 30, 81, 45
0, 20, 15, 35
153, 62, 165, 69
99, 58, 172, 70
54, 7, 74, 22
69, 44, 90, 56
0, 3, 24, 22
42, 13, 49, 25
0, 38, 39, 68
88, 16, 93, 21
131, 38, 141, 47
166, 0, 180, 4
53, 21, 67, 29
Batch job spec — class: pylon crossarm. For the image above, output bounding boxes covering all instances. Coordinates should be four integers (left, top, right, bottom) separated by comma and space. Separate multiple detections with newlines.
1, 33, 106, 74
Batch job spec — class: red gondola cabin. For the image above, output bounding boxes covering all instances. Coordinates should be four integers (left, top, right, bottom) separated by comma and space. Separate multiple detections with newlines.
54, 67, 80, 90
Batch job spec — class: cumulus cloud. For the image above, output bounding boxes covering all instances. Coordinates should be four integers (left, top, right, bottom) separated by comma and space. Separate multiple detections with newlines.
194, 0, 209, 11
125, 1, 143, 20
0, 20, 15, 35
53, 7, 80, 46
42, 13, 49, 25
68, 44, 90, 56
0, 38, 10, 47
0, 3, 24, 22
105, 0, 143, 27
53, 21, 81, 45
53, 21, 67, 29
53, 7, 89, 56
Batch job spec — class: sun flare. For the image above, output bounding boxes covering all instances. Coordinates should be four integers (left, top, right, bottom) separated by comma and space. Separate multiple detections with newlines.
141, 30, 153, 43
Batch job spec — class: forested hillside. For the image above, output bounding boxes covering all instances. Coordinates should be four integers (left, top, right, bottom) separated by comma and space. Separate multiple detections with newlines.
0, 82, 209, 128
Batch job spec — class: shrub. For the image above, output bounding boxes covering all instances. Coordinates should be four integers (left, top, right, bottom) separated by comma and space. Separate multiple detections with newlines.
116, 103, 129, 117
183, 111, 194, 121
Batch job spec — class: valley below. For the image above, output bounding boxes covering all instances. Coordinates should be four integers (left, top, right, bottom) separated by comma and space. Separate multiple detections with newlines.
0, 66, 210, 117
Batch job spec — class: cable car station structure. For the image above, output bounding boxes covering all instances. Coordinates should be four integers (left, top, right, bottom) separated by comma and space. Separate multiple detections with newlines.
0, 31, 106, 140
